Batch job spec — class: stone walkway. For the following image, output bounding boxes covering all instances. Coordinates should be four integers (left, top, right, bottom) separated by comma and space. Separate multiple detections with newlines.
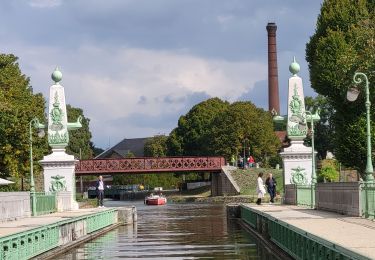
0, 207, 109, 237
243, 204, 375, 259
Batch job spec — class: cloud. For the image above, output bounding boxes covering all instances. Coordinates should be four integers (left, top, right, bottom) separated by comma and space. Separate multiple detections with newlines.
0, 0, 323, 148
28, 0, 61, 8
1, 43, 265, 147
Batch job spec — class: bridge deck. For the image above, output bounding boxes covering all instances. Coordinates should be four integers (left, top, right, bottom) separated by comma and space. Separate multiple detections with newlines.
242, 204, 375, 259
75, 156, 226, 175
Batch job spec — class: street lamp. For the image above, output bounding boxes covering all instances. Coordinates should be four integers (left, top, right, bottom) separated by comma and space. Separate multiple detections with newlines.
29, 118, 45, 216
347, 72, 374, 182
305, 110, 320, 208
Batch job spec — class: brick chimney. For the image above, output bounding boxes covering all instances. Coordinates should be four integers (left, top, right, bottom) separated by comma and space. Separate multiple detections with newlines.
266, 22, 280, 114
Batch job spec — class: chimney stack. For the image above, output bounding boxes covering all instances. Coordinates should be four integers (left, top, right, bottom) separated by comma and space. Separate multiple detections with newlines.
266, 22, 280, 114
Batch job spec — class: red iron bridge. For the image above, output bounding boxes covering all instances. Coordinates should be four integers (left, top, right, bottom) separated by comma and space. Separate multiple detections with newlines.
75, 156, 226, 175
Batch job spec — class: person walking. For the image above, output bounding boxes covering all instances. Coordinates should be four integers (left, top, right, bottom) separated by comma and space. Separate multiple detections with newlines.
96, 175, 105, 208
256, 172, 266, 205
265, 173, 277, 203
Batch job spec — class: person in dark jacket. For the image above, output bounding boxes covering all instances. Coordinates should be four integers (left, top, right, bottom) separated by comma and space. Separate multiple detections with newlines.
265, 173, 276, 203
95, 175, 105, 207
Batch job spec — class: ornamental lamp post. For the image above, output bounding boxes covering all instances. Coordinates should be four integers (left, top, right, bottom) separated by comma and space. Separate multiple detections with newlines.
305, 110, 320, 185
305, 110, 320, 208
347, 72, 374, 182
29, 118, 45, 216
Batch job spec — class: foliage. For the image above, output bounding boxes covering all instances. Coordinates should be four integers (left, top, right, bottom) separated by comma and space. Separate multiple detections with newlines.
0, 54, 48, 190
304, 95, 335, 160
167, 98, 229, 156
144, 135, 168, 157
66, 105, 94, 159
210, 101, 280, 162
0, 183, 18, 192
318, 160, 340, 182
90, 144, 104, 157
167, 98, 280, 163
306, 0, 375, 177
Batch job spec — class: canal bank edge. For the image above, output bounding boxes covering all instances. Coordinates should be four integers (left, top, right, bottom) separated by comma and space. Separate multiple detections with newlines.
0, 207, 137, 260
226, 204, 293, 260
230, 204, 372, 260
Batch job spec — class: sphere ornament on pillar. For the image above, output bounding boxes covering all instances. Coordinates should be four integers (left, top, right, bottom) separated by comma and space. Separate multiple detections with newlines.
289, 57, 300, 76
51, 67, 62, 84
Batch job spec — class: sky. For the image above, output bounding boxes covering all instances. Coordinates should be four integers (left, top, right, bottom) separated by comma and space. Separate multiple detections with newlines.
0, 0, 323, 149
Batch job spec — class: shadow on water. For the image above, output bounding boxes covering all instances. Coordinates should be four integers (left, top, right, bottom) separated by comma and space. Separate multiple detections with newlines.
56, 200, 285, 259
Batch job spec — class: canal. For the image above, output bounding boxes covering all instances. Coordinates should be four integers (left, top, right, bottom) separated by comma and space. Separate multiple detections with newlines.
56, 201, 280, 259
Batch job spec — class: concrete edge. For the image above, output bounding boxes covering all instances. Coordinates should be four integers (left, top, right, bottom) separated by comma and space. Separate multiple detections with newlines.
221, 166, 240, 193
32, 223, 123, 260
237, 219, 294, 260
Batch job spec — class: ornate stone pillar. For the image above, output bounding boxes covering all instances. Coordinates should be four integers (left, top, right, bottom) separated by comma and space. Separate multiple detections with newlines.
280, 58, 314, 185
40, 68, 82, 210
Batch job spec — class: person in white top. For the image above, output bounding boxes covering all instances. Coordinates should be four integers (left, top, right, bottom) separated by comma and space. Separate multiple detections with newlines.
256, 172, 266, 205
95, 175, 105, 207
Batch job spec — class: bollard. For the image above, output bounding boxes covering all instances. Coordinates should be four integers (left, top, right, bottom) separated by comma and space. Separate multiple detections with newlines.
132, 205, 137, 223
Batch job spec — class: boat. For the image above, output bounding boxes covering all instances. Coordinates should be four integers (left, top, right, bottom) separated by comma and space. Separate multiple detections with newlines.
144, 194, 167, 205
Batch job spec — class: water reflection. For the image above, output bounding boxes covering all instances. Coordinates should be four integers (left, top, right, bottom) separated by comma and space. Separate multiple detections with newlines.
56, 202, 275, 259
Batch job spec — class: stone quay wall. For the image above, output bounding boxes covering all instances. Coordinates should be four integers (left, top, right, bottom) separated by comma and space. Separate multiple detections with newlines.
315, 182, 361, 216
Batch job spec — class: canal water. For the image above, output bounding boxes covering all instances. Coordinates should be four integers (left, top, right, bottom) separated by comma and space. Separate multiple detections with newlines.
56, 201, 278, 259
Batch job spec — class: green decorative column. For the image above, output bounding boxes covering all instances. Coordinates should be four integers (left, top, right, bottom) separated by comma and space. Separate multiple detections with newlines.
40, 68, 82, 210
279, 58, 319, 186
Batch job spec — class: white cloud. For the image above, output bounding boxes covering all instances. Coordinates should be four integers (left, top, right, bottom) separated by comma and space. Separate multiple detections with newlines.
1, 44, 266, 147
29, 0, 61, 8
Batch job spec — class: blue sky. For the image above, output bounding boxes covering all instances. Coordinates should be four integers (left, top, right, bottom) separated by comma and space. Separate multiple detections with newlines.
0, 0, 323, 149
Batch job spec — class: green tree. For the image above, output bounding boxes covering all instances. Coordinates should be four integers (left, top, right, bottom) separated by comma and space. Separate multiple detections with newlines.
167, 97, 229, 155
0, 54, 47, 189
144, 135, 168, 157
210, 101, 280, 162
304, 95, 335, 159
90, 143, 104, 157
306, 0, 375, 176
66, 105, 94, 159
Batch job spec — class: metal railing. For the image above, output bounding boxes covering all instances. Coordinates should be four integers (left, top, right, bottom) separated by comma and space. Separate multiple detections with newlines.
361, 182, 375, 219
296, 185, 314, 208
0, 209, 116, 260
240, 205, 370, 260
32, 192, 57, 216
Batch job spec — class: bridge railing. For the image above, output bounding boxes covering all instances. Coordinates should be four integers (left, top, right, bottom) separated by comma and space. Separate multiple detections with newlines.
33, 192, 57, 216
75, 156, 226, 175
361, 182, 375, 219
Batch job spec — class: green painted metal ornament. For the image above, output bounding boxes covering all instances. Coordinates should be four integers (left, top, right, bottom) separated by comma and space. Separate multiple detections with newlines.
51, 67, 62, 83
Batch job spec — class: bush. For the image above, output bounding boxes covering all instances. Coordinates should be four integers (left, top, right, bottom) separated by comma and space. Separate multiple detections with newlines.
318, 165, 339, 182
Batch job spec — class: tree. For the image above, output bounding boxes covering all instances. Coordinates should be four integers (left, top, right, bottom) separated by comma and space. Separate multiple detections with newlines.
90, 142, 104, 157
0, 54, 47, 189
66, 105, 94, 159
304, 95, 335, 159
306, 0, 375, 176
144, 135, 168, 157
167, 97, 229, 156
210, 101, 280, 161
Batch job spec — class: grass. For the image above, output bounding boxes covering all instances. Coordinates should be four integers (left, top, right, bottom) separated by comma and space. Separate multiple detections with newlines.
230, 168, 283, 196
76, 192, 98, 208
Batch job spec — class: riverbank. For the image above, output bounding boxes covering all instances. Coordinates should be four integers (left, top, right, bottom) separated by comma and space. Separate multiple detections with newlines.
168, 194, 281, 204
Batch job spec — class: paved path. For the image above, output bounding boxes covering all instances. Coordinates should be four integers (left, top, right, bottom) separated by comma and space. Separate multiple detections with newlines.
243, 204, 375, 259
0, 207, 109, 238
